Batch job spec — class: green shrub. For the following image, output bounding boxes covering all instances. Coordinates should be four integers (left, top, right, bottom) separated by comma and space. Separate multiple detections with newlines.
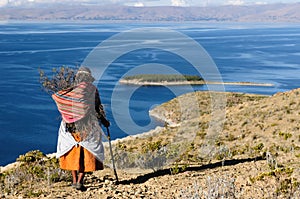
253, 143, 264, 151
2, 150, 71, 197
123, 74, 203, 82
278, 132, 292, 140
142, 140, 163, 153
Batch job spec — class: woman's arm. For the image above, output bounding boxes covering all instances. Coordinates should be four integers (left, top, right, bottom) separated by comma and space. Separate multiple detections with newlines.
95, 89, 110, 127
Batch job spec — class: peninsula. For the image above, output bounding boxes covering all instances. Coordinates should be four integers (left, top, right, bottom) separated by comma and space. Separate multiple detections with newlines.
119, 74, 274, 87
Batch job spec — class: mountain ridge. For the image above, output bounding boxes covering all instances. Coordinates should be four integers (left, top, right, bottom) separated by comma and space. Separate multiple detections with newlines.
0, 3, 300, 22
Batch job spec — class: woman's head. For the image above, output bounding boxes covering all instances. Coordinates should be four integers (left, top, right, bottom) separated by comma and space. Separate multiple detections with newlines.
74, 66, 95, 84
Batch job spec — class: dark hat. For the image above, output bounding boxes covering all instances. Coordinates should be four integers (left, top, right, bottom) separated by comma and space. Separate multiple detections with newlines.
77, 66, 92, 75
75, 66, 95, 83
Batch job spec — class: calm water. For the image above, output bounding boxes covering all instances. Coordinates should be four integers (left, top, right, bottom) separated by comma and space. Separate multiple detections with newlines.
0, 22, 299, 166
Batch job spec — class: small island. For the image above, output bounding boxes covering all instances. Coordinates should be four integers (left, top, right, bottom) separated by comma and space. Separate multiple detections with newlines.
119, 74, 274, 87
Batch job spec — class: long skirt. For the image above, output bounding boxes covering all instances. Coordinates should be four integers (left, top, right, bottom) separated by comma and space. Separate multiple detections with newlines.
59, 132, 104, 172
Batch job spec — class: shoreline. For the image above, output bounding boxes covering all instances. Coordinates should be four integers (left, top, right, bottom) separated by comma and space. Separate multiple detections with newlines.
0, 90, 266, 172
0, 90, 270, 172
119, 79, 274, 87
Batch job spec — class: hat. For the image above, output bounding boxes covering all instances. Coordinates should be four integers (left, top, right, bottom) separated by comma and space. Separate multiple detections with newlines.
76, 66, 92, 75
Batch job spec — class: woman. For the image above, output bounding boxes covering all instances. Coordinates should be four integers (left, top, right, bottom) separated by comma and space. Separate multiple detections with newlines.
52, 66, 110, 191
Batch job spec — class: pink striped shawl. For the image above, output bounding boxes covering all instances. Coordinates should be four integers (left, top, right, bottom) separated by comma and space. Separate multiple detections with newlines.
52, 82, 96, 123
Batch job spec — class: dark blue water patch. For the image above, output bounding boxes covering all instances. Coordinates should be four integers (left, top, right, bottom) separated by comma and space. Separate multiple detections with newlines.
271, 78, 300, 91
0, 123, 59, 166
129, 86, 177, 126
0, 114, 59, 165
224, 85, 278, 96
101, 48, 201, 81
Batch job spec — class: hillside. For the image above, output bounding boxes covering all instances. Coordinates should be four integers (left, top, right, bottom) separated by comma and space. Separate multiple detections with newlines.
0, 3, 300, 22
1, 88, 300, 198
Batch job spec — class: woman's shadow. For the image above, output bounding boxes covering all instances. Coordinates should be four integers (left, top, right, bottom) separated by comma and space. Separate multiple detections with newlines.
116, 156, 264, 185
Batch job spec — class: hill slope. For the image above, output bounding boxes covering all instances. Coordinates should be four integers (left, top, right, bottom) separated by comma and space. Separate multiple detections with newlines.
0, 3, 300, 22
1, 88, 300, 198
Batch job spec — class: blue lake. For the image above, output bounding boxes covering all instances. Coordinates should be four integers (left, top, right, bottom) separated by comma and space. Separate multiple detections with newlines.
0, 22, 299, 166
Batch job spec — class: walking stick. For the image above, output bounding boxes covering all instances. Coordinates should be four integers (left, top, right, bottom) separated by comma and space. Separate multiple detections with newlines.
106, 127, 119, 183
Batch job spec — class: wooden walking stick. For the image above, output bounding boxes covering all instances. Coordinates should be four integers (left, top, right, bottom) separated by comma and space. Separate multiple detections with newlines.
106, 127, 119, 183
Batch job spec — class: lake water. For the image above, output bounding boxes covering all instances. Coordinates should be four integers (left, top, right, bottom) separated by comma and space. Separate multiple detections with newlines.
0, 22, 299, 166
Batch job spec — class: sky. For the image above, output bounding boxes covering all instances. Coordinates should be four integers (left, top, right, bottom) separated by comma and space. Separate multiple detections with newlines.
0, 0, 299, 7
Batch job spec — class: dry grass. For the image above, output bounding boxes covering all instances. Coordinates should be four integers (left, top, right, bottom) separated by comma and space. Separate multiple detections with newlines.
1, 88, 300, 198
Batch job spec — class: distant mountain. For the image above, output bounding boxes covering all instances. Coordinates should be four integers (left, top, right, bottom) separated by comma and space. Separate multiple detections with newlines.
0, 3, 299, 22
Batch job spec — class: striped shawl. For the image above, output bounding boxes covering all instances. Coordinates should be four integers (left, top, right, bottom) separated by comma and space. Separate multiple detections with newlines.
52, 82, 96, 124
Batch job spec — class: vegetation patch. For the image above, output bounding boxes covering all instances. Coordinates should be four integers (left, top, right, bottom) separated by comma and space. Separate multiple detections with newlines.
278, 131, 292, 140
0, 150, 71, 197
122, 74, 203, 82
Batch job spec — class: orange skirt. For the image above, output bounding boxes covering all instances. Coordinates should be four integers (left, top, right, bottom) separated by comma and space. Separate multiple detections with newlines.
59, 133, 104, 172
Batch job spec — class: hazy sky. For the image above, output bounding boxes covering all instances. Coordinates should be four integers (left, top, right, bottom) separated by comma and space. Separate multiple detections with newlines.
0, 0, 299, 7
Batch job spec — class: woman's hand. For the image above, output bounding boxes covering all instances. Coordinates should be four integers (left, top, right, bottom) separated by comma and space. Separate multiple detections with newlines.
101, 118, 110, 128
